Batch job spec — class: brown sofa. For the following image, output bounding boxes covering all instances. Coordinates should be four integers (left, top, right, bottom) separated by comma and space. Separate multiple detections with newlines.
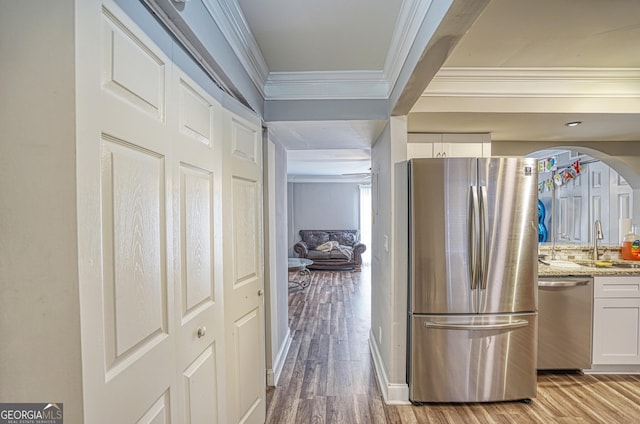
294, 230, 366, 271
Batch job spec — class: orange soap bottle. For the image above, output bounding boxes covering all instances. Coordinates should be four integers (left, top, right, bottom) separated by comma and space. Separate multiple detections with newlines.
622, 225, 640, 260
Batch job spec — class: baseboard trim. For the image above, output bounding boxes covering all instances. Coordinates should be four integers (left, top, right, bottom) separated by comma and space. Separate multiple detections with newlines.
584, 364, 640, 374
368, 330, 411, 405
266, 328, 293, 386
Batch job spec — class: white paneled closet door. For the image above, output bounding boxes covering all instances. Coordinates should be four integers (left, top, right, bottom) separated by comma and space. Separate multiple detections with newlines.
222, 113, 266, 424
170, 70, 226, 423
77, 2, 229, 422
83, 5, 176, 422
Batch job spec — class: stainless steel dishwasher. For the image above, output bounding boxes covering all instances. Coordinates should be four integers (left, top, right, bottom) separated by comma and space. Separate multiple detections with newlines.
537, 276, 593, 370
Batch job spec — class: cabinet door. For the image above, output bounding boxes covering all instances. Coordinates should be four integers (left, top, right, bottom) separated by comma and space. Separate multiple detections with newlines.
592, 297, 640, 365
407, 142, 436, 159
442, 134, 491, 157
407, 133, 491, 159
407, 133, 439, 159
407, 142, 491, 159
441, 142, 485, 158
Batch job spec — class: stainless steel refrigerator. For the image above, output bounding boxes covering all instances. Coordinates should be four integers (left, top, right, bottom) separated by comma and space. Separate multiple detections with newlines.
408, 157, 538, 403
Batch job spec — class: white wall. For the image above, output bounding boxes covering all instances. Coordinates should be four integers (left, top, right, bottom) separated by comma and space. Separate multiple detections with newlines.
264, 136, 291, 386
371, 124, 393, 394
274, 142, 290, 355
289, 182, 361, 249
370, 116, 409, 404
0, 2, 83, 422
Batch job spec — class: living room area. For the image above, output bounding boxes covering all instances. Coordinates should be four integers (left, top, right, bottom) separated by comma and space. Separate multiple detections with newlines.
287, 175, 372, 274
286, 149, 372, 274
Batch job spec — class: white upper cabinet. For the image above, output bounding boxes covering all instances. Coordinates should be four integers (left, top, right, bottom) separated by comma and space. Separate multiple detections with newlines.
407, 133, 491, 159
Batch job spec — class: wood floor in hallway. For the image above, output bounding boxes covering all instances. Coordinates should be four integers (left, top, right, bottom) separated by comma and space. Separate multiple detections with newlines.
265, 268, 640, 423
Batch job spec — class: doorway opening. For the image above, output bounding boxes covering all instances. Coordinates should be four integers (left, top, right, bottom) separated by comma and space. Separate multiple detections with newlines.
528, 148, 638, 248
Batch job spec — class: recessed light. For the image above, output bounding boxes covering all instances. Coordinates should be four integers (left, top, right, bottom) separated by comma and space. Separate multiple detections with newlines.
565, 121, 582, 127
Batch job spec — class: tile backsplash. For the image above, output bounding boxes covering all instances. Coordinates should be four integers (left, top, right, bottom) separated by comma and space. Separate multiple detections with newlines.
538, 244, 622, 261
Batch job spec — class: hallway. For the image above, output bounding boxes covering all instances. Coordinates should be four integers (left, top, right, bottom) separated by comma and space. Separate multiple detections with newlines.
266, 269, 384, 422
266, 268, 640, 423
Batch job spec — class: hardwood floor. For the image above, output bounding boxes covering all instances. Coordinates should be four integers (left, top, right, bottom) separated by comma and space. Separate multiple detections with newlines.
266, 268, 640, 423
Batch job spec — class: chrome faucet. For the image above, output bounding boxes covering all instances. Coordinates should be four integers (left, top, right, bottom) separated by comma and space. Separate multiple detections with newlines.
593, 219, 604, 260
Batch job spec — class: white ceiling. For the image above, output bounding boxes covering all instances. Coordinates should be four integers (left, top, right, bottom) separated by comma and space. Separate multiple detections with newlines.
236, 0, 402, 72
442, 0, 640, 68
413, 0, 640, 142
230, 0, 640, 177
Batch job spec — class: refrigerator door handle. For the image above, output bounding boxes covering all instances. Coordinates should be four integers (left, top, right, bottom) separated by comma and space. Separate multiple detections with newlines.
468, 186, 480, 290
479, 185, 489, 290
423, 319, 529, 331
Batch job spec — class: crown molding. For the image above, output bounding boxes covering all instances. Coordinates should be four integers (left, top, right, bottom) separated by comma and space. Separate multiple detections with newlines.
382, 0, 435, 93
207, 0, 434, 101
264, 0, 434, 101
203, 0, 269, 96
424, 67, 640, 98
264, 71, 389, 100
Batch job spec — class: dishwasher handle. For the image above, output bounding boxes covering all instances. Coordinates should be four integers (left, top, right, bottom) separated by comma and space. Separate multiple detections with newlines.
538, 280, 590, 288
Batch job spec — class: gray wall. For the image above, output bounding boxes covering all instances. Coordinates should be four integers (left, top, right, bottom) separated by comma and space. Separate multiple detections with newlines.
288, 182, 361, 252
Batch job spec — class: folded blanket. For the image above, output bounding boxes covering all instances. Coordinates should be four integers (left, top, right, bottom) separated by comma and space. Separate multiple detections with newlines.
316, 240, 339, 252
336, 244, 353, 261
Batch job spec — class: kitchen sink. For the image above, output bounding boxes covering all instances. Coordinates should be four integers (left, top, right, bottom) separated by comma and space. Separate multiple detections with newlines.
571, 260, 640, 269
539, 259, 583, 268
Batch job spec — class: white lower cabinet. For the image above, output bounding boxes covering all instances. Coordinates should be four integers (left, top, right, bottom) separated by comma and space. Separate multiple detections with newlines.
592, 276, 640, 367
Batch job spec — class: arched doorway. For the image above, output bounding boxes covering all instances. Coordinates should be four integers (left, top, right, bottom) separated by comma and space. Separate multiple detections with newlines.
527, 148, 638, 247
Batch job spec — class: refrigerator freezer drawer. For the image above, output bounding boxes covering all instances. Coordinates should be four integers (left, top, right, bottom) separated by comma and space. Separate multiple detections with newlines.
408, 312, 537, 403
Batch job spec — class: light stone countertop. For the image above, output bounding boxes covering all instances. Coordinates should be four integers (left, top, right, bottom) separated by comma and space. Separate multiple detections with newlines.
538, 244, 640, 277
538, 261, 640, 277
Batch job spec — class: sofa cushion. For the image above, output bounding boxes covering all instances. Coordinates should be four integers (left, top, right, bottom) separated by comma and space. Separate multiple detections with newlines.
307, 250, 332, 260
304, 232, 330, 249
331, 231, 357, 246
306, 245, 353, 261
299, 230, 360, 248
